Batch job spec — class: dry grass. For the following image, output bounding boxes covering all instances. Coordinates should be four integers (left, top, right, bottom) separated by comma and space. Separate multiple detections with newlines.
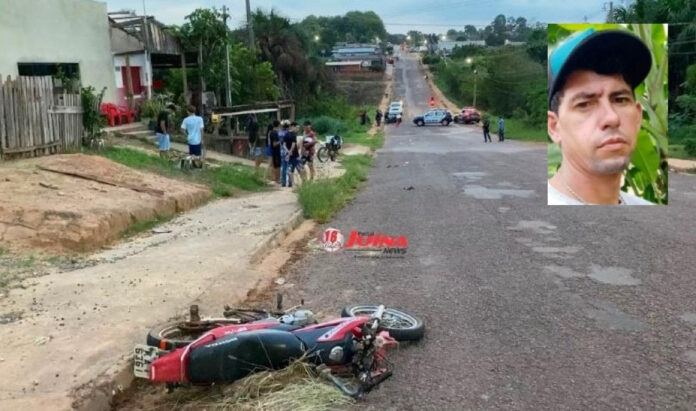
147, 359, 353, 411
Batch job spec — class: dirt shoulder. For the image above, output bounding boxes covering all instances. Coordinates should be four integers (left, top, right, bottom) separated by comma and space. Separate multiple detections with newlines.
0, 188, 303, 410
0, 154, 211, 254
669, 158, 696, 172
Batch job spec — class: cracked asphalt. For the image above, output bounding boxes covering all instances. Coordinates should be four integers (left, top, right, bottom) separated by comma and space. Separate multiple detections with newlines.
278, 53, 696, 410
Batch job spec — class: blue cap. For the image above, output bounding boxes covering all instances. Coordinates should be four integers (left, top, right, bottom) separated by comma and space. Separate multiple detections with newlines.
548, 28, 652, 106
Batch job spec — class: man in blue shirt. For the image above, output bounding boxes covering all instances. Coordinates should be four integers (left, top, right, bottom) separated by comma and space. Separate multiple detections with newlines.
180, 105, 204, 167
497, 116, 505, 142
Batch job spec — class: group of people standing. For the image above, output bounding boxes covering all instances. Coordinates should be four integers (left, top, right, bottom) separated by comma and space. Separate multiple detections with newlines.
262, 119, 317, 187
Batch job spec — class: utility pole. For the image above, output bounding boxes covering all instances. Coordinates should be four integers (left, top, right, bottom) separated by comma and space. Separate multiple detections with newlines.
473, 69, 478, 108
246, 0, 255, 51
222, 5, 232, 107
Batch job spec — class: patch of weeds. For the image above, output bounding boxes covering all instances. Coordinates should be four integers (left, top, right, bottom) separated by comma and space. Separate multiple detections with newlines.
298, 154, 373, 223
17, 255, 37, 269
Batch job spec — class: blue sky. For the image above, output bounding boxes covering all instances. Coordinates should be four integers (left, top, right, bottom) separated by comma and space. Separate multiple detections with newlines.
103, 0, 619, 33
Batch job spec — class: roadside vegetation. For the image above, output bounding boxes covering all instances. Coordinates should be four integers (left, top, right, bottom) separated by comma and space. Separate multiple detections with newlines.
298, 153, 375, 223
426, 15, 547, 142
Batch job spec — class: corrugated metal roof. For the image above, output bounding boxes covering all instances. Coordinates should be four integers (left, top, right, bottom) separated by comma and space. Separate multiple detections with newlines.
325, 61, 363, 66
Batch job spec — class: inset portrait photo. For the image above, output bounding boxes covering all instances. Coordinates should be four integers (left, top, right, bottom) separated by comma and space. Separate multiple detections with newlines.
547, 24, 668, 205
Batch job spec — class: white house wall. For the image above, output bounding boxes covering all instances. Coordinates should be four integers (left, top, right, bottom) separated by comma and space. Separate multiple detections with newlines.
0, 0, 118, 102
113, 53, 150, 91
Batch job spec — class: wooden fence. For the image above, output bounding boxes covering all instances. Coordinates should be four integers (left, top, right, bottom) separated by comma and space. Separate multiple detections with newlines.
0, 75, 83, 160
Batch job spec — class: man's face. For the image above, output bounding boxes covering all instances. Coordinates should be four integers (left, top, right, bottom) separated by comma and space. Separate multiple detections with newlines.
548, 70, 642, 175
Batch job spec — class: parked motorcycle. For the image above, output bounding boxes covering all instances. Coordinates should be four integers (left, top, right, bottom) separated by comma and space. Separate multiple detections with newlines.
317, 135, 342, 162
134, 302, 424, 398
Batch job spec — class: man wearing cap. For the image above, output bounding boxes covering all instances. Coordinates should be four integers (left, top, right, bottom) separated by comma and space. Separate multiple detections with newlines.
547, 28, 654, 205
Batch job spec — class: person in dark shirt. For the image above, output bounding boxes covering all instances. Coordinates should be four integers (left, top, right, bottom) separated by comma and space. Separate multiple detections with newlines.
246, 114, 261, 168
482, 116, 491, 143
268, 119, 281, 184
155, 105, 174, 158
282, 121, 301, 187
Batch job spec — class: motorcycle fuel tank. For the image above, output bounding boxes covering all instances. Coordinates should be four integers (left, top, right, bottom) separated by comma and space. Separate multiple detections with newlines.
188, 328, 306, 383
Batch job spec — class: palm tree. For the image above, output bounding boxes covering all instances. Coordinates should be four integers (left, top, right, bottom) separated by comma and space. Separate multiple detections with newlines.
252, 10, 327, 101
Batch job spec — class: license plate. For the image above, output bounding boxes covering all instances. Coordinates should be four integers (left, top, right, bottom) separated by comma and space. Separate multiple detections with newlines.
133, 344, 161, 379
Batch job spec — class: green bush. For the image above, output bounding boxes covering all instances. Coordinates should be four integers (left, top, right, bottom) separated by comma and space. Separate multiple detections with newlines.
685, 139, 696, 157
303, 116, 348, 135
298, 92, 355, 122
422, 55, 441, 65
669, 123, 696, 144
139, 92, 176, 119
81, 86, 106, 141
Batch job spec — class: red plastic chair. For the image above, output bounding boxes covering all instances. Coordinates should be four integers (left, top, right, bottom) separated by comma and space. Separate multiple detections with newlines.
101, 103, 120, 126
118, 106, 136, 124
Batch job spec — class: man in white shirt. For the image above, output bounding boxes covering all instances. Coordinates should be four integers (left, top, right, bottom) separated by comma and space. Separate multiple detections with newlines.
181, 105, 205, 168
547, 28, 654, 205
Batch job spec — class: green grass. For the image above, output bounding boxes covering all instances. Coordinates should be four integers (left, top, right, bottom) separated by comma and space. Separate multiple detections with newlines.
97, 146, 267, 197
668, 144, 696, 160
493, 116, 547, 142
342, 131, 385, 150
298, 154, 373, 223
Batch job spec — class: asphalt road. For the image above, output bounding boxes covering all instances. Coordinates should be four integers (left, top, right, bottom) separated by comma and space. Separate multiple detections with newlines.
281, 53, 696, 410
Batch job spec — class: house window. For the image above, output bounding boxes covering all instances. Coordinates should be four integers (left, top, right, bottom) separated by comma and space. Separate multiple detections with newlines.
17, 63, 80, 79
115, 67, 123, 88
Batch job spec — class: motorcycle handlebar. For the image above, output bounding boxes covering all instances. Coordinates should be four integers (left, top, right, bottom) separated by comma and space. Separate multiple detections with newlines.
371, 305, 386, 330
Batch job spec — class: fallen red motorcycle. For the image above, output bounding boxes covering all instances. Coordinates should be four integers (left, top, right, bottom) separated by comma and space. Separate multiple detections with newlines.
134, 303, 425, 398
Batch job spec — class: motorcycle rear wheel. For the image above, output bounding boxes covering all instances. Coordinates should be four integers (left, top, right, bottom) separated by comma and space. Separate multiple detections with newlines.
147, 309, 270, 350
340, 305, 425, 341
147, 320, 241, 350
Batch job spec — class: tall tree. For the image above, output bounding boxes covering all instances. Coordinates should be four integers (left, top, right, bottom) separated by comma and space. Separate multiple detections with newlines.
252, 9, 330, 103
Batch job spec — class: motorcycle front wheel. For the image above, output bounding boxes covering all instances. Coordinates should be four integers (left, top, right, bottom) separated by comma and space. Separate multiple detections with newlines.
317, 146, 330, 163
341, 305, 425, 341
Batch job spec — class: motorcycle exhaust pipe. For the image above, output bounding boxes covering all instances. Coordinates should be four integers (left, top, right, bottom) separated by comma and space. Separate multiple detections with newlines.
316, 365, 362, 398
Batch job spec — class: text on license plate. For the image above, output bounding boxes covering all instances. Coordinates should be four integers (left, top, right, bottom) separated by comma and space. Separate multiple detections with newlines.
133, 344, 160, 379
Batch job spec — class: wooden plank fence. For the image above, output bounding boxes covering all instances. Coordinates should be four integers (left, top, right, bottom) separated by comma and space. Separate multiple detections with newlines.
0, 75, 83, 161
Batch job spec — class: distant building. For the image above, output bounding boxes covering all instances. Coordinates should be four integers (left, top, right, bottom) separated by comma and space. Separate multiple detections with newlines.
330, 43, 384, 70
325, 60, 367, 73
504, 40, 527, 46
437, 40, 486, 55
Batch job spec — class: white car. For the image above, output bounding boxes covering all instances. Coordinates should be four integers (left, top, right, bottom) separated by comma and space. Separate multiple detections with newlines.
389, 101, 403, 111
386, 101, 404, 123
